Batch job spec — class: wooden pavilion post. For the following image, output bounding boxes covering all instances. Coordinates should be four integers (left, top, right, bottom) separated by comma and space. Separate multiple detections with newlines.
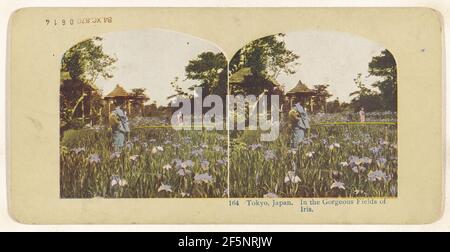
89, 90, 93, 125
81, 92, 85, 123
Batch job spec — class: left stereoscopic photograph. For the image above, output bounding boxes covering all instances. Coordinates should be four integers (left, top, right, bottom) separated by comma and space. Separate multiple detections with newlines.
59, 29, 228, 198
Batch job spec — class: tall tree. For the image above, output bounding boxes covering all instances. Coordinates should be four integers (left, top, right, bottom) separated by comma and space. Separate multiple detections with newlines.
61, 37, 117, 85
184, 51, 228, 98
368, 49, 397, 111
229, 33, 300, 78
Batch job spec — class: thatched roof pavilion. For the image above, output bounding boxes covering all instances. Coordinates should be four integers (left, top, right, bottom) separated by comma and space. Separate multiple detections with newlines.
286, 80, 315, 96
286, 80, 316, 110
105, 84, 130, 99
104, 84, 149, 116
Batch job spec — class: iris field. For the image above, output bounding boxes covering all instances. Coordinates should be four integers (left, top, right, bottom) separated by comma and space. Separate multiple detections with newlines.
60, 118, 228, 198
60, 112, 397, 198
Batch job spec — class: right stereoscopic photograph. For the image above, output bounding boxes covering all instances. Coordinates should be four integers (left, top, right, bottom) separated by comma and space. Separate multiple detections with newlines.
228, 31, 398, 198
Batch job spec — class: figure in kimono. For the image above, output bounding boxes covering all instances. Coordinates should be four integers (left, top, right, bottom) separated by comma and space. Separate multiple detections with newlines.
109, 99, 130, 152
288, 98, 310, 149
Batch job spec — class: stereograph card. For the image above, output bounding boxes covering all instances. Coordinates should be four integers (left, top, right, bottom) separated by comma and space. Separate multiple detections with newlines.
6, 7, 444, 224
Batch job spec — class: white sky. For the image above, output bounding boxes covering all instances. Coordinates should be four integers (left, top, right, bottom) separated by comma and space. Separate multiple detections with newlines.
276, 30, 385, 102
95, 29, 221, 106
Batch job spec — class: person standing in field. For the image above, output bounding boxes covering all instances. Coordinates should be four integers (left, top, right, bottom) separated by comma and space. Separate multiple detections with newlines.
288, 98, 310, 149
359, 107, 366, 123
109, 98, 130, 152
176, 111, 183, 126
